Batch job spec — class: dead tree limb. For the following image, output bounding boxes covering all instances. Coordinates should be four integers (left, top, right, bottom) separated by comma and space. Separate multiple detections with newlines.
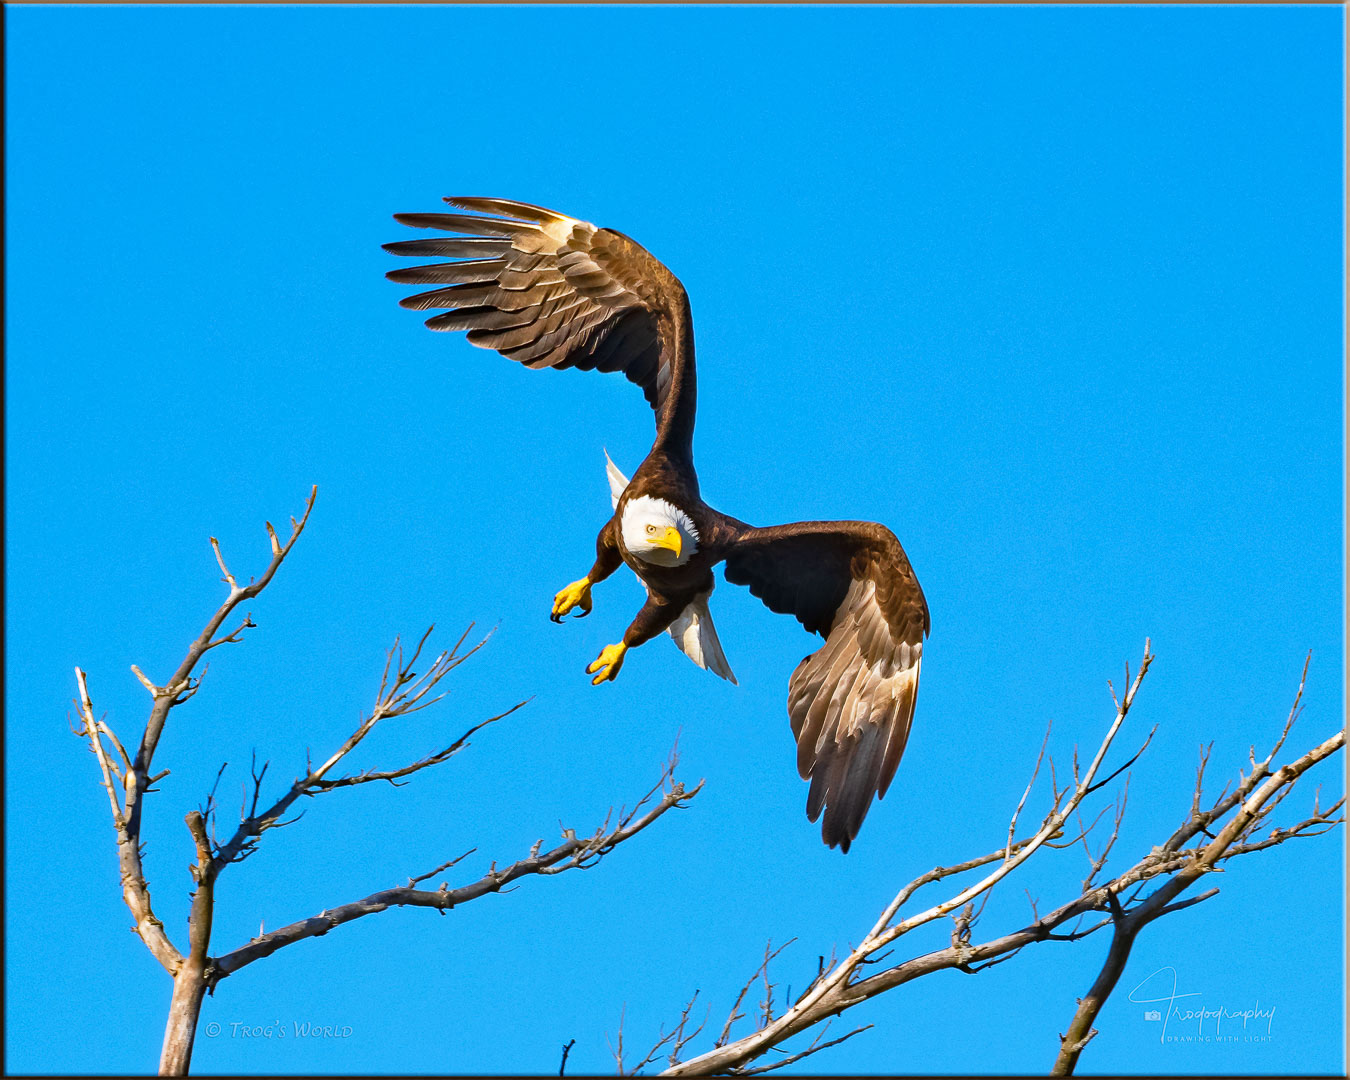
72, 488, 703, 1076
635, 646, 1343, 1077
1049, 654, 1341, 1076
210, 752, 702, 981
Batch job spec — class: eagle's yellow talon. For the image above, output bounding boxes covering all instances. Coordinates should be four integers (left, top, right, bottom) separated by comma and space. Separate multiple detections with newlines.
587, 642, 628, 684
551, 578, 593, 623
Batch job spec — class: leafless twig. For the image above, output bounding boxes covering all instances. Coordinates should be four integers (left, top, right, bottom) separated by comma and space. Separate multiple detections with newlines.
209, 631, 519, 872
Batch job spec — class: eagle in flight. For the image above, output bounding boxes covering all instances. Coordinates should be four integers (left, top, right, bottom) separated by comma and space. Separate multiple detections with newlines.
385, 197, 929, 852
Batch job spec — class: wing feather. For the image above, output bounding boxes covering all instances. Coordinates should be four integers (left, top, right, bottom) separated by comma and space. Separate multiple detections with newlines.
396, 262, 508, 297
391, 211, 530, 238
442, 195, 573, 223
385, 197, 695, 442
424, 306, 533, 333
382, 237, 510, 258
724, 521, 929, 853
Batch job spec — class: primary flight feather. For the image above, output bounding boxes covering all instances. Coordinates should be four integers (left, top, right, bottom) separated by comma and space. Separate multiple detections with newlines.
384, 196, 930, 853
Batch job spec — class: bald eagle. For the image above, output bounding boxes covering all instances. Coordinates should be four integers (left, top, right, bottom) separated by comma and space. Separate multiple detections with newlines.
385, 197, 929, 852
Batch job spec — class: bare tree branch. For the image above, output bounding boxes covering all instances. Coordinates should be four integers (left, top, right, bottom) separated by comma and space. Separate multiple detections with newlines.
626, 991, 708, 1074
1049, 657, 1337, 1076
1006, 719, 1051, 859
732, 1021, 873, 1076
210, 755, 703, 983
134, 487, 317, 804
75, 505, 1343, 1080
74, 487, 701, 1076
208, 631, 519, 874
74, 488, 319, 994
407, 850, 477, 888
73, 668, 182, 973
644, 645, 1344, 1077
715, 941, 795, 1049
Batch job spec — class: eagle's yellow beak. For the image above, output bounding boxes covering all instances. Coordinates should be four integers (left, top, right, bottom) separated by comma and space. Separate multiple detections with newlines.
652, 525, 682, 558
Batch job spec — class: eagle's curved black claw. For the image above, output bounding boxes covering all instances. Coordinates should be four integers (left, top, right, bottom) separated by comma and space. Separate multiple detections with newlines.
551, 578, 593, 622
587, 642, 628, 684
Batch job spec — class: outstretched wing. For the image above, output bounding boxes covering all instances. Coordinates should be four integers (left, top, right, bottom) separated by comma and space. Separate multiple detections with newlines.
723, 521, 929, 853
384, 197, 695, 446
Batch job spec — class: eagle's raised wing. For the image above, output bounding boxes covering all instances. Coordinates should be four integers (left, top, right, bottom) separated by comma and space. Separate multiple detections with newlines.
384, 197, 695, 450
723, 522, 929, 853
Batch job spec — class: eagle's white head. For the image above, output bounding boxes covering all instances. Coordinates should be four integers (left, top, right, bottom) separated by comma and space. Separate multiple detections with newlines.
621, 496, 699, 567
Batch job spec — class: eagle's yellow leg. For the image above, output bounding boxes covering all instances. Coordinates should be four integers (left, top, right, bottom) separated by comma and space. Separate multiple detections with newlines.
586, 642, 628, 685
551, 578, 593, 622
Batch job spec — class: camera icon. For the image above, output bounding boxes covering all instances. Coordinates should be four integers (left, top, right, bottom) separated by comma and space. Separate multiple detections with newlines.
1143, 1010, 1162, 1021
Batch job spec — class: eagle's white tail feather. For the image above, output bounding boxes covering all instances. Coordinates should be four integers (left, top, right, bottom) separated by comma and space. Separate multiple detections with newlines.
603, 448, 629, 510
668, 593, 738, 685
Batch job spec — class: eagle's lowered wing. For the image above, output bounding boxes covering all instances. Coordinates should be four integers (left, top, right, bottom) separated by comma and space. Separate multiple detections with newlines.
723, 522, 929, 852
385, 197, 696, 450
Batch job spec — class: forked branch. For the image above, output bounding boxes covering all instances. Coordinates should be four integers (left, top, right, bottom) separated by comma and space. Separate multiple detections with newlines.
73, 488, 318, 981
73, 488, 702, 1077
639, 645, 1343, 1077
1050, 655, 1340, 1075
211, 750, 703, 983
207, 626, 520, 874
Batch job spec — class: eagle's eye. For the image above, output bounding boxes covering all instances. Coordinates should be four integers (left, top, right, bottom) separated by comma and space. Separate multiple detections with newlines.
646, 524, 657, 535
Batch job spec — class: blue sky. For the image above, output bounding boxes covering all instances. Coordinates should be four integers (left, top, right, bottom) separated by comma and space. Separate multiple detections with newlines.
5, 5, 1344, 1075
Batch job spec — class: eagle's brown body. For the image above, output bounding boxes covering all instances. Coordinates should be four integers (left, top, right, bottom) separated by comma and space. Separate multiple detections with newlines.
385, 197, 929, 852
602, 451, 738, 646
